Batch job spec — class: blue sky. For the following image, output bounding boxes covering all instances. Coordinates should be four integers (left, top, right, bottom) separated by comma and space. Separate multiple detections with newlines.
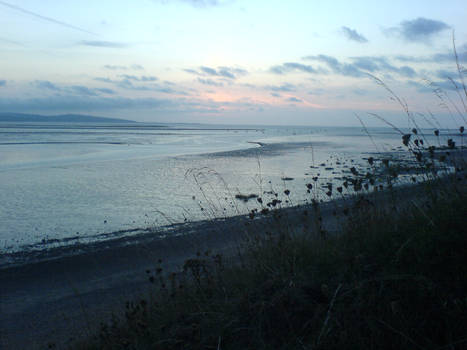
1, 0, 466, 126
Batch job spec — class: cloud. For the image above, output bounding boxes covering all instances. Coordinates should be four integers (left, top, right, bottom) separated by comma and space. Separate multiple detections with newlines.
341, 26, 368, 43
95, 77, 150, 90
119, 74, 158, 82
94, 77, 114, 83
0, 0, 96, 35
351, 56, 416, 78
32, 80, 60, 91
131, 64, 144, 70
308, 88, 325, 96
287, 97, 302, 103
31, 80, 119, 96
352, 89, 368, 96
0, 80, 6, 87
117, 79, 151, 90
435, 69, 460, 79
103, 65, 127, 71
304, 55, 363, 77
0, 36, 25, 46
266, 83, 296, 92
302, 55, 417, 78
94, 76, 189, 95
0, 95, 175, 113
185, 66, 248, 79
269, 62, 318, 75
388, 17, 450, 43
395, 44, 467, 64
183, 68, 198, 75
270, 92, 281, 98
69, 85, 99, 96
79, 41, 128, 48
197, 78, 224, 87
433, 43, 467, 63
95, 88, 115, 95
394, 55, 427, 63
408, 79, 460, 93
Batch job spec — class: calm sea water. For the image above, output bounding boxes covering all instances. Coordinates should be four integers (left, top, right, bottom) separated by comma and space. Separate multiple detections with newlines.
0, 122, 459, 258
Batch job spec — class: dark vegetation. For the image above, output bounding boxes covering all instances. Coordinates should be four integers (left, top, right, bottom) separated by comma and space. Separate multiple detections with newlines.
70, 42, 467, 349
72, 170, 466, 350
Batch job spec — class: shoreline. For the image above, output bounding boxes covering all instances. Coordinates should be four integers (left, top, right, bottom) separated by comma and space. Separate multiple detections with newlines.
1, 146, 462, 270
1, 150, 464, 349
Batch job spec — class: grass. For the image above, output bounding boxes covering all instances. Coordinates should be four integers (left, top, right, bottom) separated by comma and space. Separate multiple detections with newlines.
70, 168, 467, 349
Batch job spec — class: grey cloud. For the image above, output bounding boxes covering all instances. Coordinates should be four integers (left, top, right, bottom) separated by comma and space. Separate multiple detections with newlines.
270, 62, 318, 75
0, 0, 96, 35
303, 55, 416, 78
183, 68, 198, 75
185, 66, 248, 79
119, 74, 158, 82
94, 76, 189, 95
398, 66, 417, 77
408, 79, 460, 93
305, 55, 363, 77
153, 86, 190, 96
0, 96, 175, 113
433, 44, 467, 63
352, 56, 416, 78
308, 88, 325, 95
271, 92, 281, 97
389, 17, 450, 43
219, 66, 247, 78
80, 41, 128, 48
117, 79, 150, 91
94, 77, 150, 90
131, 64, 144, 70
266, 83, 296, 92
269, 65, 287, 74
140, 76, 158, 82
32, 80, 118, 96
32, 80, 60, 91
0, 36, 25, 46
69, 86, 98, 96
94, 77, 114, 83
436, 69, 462, 79
95, 88, 115, 95
200, 66, 218, 76
352, 89, 368, 96
103, 65, 127, 71
394, 55, 427, 63
0, 80, 6, 87
341, 26, 368, 43
287, 97, 302, 103
350, 57, 380, 72
395, 44, 467, 64
197, 78, 224, 87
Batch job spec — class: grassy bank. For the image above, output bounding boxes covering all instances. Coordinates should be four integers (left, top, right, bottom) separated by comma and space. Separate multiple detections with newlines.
71, 167, 466, 349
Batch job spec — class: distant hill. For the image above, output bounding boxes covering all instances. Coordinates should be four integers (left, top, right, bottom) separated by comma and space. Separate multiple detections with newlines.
0, 113, 136, 123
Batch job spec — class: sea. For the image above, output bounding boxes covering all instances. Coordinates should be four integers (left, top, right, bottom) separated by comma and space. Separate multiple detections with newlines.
0, 122, 461, 266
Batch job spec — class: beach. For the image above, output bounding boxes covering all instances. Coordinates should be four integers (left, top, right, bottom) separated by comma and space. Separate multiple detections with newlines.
1, 172, 454, 349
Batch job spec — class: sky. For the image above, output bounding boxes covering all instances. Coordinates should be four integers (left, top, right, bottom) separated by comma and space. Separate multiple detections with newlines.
0, 0, 466, 126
